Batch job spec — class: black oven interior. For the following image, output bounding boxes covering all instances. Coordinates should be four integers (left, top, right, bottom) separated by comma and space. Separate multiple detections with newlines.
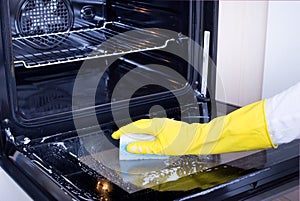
2, 0, 219, 141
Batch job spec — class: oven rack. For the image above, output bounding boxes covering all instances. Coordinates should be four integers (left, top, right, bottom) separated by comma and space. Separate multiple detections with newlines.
12, 22, 177, 68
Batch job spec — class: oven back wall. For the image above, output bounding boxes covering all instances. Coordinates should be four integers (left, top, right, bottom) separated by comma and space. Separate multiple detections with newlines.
109, 0, 189, 34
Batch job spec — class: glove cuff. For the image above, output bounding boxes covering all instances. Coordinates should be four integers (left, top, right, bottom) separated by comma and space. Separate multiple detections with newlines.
197, 100, 277, 154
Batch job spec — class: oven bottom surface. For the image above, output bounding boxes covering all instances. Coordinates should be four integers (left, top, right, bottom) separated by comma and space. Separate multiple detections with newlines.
2, 134, 299, 201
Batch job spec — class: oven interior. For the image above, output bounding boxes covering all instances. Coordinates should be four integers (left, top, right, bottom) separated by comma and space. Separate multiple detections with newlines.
12, 0, 193, 121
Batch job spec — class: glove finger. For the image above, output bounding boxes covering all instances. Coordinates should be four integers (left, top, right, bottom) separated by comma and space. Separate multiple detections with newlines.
111, 119, 160, 139
127, 141, 163, 155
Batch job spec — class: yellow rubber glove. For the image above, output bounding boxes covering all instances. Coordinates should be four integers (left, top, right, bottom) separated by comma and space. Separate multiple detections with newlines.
112, 100, 277, 155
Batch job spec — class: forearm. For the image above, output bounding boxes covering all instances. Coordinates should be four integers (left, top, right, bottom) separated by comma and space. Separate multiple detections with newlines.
112, 83, 300, 156
265, 82, 300, 144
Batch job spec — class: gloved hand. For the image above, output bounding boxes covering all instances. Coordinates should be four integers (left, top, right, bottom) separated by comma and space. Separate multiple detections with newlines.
112, 100, 276, 155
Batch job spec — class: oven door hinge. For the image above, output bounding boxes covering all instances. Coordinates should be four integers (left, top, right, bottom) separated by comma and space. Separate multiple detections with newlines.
0, 121, 14, 156
4, 127, 15, 145
2, 119, 16, 147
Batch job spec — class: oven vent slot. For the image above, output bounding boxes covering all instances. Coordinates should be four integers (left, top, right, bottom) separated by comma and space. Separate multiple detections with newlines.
12, 22, 176, 68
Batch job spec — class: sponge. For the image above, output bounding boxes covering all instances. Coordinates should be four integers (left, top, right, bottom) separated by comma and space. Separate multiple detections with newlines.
119, 134, 168, 160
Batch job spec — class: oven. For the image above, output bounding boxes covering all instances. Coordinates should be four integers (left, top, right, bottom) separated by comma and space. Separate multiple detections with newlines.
0, 0, 299, 200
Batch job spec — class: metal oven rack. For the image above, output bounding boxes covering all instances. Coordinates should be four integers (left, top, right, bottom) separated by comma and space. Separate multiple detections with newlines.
12, 22, 176, 68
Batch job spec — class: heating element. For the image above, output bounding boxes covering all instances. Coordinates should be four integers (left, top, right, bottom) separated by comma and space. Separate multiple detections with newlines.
16, 0, 74, 49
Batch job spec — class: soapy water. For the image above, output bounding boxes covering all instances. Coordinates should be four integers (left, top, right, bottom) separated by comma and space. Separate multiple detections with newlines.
67, 130, 219, 193
26, 133, 256, 196
22, 130, 220, 194
79, 145, 218, 193
21, 133, 230, 198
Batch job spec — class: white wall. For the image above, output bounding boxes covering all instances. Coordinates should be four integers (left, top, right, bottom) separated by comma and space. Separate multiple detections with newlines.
216, 1, 269, 106
0, 167, 32, 201
216, 1, 300, 106
262, 1, 300, 99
